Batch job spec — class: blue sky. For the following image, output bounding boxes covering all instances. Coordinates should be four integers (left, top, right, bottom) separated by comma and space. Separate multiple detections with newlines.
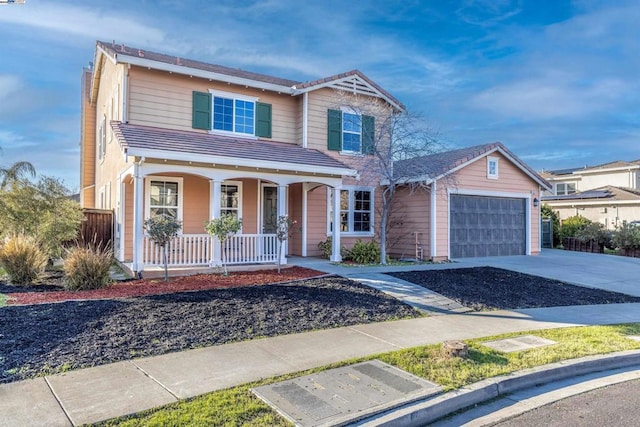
0, 0, 639, 190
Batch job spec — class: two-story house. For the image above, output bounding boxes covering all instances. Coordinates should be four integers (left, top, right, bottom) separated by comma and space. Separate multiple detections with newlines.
541, 160, 640, 228
80, 41, 405, 275
81, 41, 551, 274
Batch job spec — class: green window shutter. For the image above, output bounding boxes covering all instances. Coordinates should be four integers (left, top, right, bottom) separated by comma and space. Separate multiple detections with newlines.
362, 115, 375, 154
327, 109, 342, 151
192, 91, 212, 130
255, 102, 272, 138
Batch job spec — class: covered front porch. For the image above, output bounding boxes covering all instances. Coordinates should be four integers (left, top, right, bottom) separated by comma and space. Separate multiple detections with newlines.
115, 162, 350, 274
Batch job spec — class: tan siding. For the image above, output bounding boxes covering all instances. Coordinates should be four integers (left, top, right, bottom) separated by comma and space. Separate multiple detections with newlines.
306, 186, 329, 256
288, 183, 303, 256
80, 69, 96, 208
127, 67, 300, 143
387, 187, 431, 259
181, 175, 210, 234
241, 179, 258, 234
124, 181, 134, 261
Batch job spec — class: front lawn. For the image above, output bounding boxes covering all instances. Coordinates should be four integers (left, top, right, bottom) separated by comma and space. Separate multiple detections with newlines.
0, 275, 421, 384
388, 267, 640, 310
100, 323, 640, 426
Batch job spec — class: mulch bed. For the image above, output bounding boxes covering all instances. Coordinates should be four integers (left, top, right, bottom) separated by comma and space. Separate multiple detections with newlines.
0, 275, 420, 384
1, 267, 324, 305
388, 267, 640, 311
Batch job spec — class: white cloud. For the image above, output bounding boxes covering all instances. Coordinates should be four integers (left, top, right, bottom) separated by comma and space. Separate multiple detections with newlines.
0, 75, 23, 100
0, 1, 166, 46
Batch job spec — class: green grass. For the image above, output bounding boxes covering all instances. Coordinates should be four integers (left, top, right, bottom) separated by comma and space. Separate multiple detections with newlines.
97, 323, 640, 426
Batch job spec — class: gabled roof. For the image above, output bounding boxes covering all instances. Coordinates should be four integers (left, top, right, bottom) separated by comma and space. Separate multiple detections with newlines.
292, 69, 405, 111
111, 122, 356, 177
93, 41, 403, 111
393, 142, 552, 190
541, 159, 640, 178
542, 186, 640, 203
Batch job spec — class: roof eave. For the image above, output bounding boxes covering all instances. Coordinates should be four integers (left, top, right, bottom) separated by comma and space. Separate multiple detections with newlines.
123, 147, 357, 177
114, 54, 295, 94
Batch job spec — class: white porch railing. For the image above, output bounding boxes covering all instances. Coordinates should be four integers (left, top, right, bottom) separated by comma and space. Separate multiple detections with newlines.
143, 233, 279, 267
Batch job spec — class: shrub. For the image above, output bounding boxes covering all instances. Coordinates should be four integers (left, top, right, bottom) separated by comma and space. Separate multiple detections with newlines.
348, 239, 381, 264
611, 223, 640, 250
317, 237, 350, 260
559, 215, 591, 242
63, 244, 113, 291
574, 222, 608, 245
144, 215, 182, 281
0, 234, 48, 285
205, 214, 242, 276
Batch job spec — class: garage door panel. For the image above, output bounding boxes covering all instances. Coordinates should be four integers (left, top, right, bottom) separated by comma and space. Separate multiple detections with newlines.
450, 195, 526, 258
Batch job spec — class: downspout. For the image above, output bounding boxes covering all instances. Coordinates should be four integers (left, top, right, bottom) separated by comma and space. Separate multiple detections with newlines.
302, 92, 308, 148
122, 65, 130, 123
430, 180, 437, 259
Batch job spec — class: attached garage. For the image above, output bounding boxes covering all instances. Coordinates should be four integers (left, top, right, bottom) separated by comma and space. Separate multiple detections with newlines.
450, 195, 527, 258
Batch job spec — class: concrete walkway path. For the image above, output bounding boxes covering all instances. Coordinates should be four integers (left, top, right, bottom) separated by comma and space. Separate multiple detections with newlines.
3, 302, 640, 426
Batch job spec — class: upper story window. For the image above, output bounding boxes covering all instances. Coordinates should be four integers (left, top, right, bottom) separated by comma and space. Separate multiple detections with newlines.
556, 182, 577, 196
487, 156, 499, 179
192, 90, 271, 138
97, 115, 106, 162
327, 109, 375, 155
146, 177, 183, 221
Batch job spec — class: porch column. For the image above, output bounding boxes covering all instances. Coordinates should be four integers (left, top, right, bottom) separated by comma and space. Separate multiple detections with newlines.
331, 186, 342, 262
209, 179, 222, 267
430, 181, 437, 259
277, 184, 288, 265
301, 183, 308, 257
132, 165, 144, 273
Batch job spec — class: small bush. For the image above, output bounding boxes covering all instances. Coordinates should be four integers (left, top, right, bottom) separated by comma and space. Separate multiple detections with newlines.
574, 222, 608, 244
0, 234, 48, 285
317, 237, 350, 260
612, 223, 640, 250
64, 244, 113, 291
559, 215, 591, 241
348, 239, 381, 264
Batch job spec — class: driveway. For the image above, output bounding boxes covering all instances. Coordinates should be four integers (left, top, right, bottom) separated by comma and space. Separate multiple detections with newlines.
459, 249, 640, 297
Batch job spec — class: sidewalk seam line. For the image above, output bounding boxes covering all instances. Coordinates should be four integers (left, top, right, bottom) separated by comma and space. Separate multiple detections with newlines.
44, 376, 75, 427
346, 326, 404, 349
130, 361, 181, 401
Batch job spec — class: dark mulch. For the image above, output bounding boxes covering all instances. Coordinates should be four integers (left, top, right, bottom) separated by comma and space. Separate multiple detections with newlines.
0, 276, 420, 384
388, 267, 640, 311
0, 271, 65, 293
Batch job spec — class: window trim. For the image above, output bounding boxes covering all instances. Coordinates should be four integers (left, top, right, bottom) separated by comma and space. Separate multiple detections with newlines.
339, 107, 363, 155
327, 185, 375, 236
208, 89, 259, 138
556, 182, 577, 196
98, 115, 106, 163
144, 176, 184, 224
487, 156, 499, 179
220, 180, 243, 228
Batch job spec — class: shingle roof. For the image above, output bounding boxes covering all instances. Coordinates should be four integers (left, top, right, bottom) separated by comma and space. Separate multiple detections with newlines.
97, 41, 299, 88
542, 186, 640, 202
393, 142, 551, 189
542, 159, 640, 177
111, 122, 354, 175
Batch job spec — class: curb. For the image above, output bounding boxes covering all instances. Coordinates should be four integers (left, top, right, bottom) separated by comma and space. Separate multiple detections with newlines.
352, 349, 640, 427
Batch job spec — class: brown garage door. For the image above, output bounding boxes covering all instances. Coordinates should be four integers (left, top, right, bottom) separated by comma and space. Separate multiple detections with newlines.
450, 195, 526, 258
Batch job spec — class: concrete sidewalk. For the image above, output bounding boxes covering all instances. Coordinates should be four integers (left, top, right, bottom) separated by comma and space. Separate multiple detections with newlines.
3, 302, 640, 426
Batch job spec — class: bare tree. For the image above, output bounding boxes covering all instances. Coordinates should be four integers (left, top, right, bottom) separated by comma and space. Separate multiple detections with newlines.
332, 92, 447, 264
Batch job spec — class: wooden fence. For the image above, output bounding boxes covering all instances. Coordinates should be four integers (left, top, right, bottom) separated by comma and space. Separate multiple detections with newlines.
79, 209, 113, 248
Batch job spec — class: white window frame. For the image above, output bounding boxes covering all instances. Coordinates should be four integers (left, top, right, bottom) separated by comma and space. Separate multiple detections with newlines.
144, 176, 184, 224
327, 185, 375, 236
487, 156, 499, 179
220, 180, 243, 226
209, 89, 259, 138
556, 182, 577, 196
97, 115, 106, 162
339, 106, 363, 155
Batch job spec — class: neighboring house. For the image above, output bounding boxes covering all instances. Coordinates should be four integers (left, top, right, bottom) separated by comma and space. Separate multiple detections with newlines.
386, 143, 551, 260
80, 41, 404, 274
541, 160, 640, 228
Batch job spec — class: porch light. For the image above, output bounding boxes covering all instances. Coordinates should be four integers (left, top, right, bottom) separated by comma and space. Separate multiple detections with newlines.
533, 198, 539, 207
